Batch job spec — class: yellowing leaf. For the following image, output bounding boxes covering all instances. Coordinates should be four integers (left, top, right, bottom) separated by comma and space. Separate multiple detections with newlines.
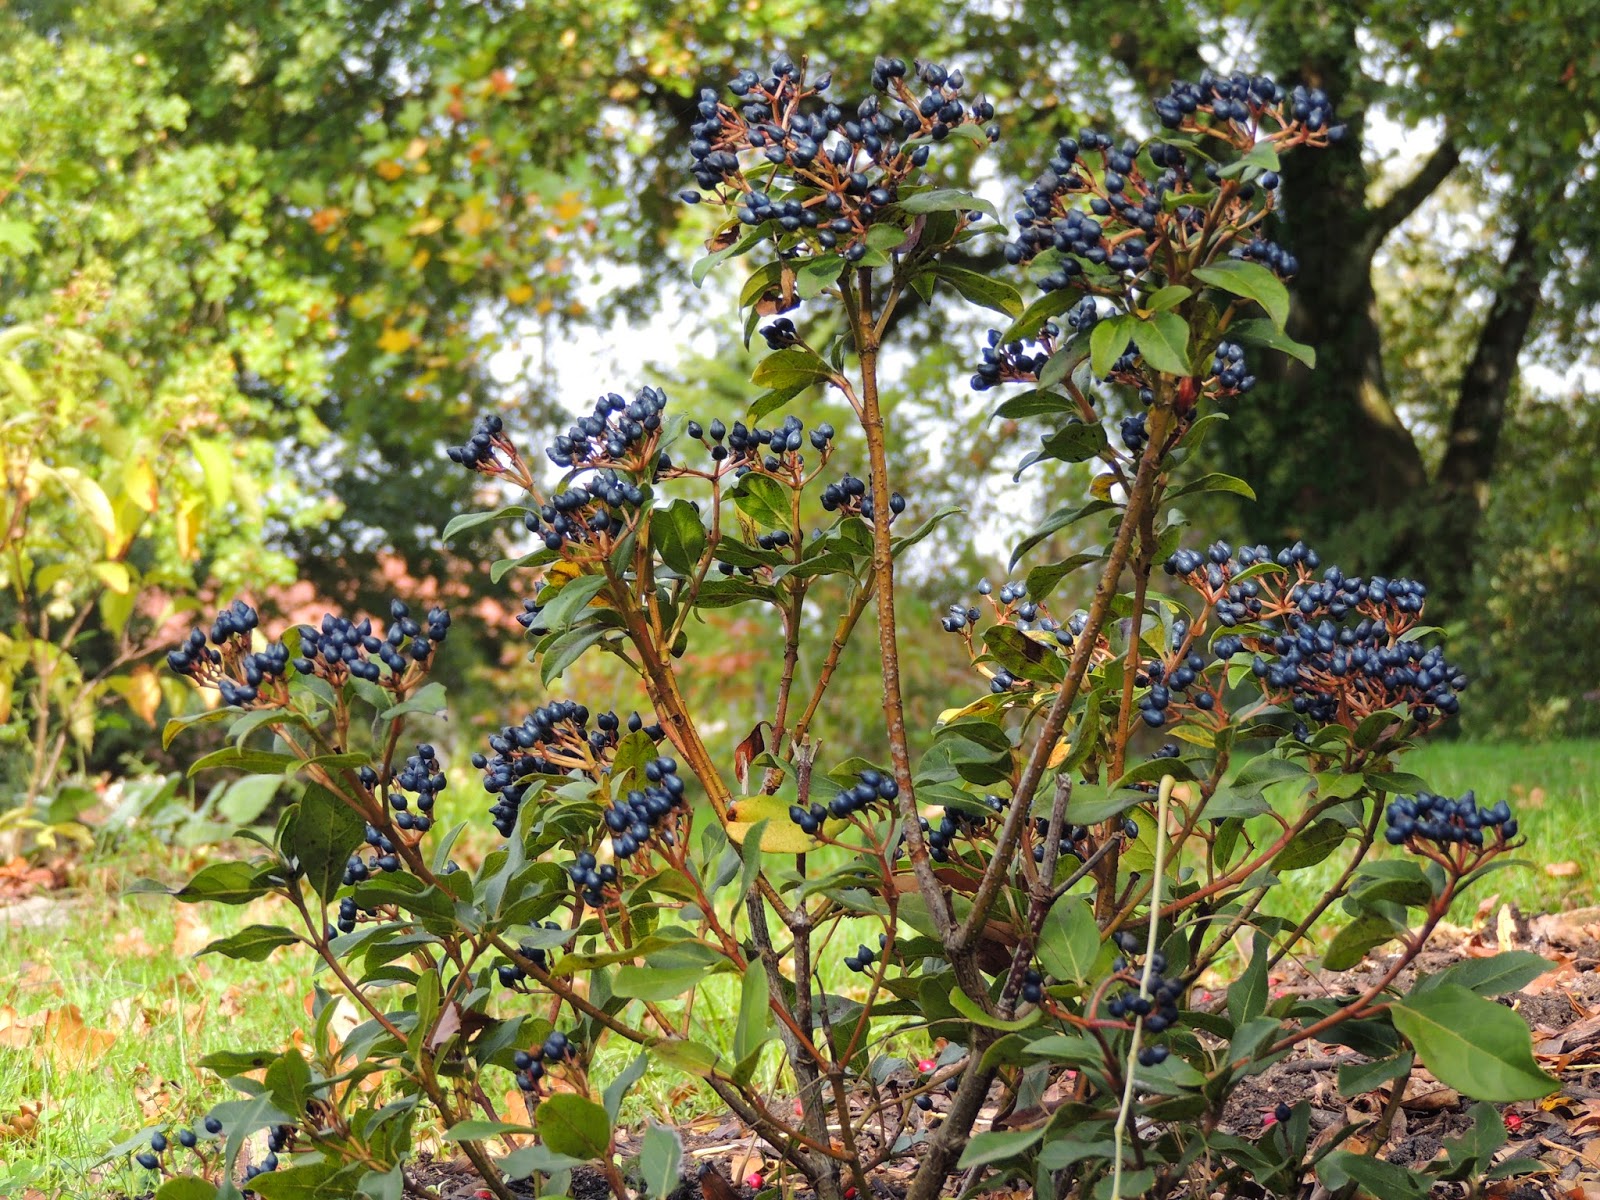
123, 457, 158, 513
377, 327, 416, 355
407, 214, 445, 237
725, 795, 819, 853
553, 192, 584, 223
454, 196, 497, 237
403, 137, 430, 161
175, 499, 203, 561
51, 467, 116, 544
374, 159, 405, 181
90, 561, 132, 594
505, 283, 534, 305
123, 665, 162, 725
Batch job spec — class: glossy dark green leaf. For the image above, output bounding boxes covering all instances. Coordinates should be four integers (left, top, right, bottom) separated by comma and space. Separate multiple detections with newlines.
282, 783, 366, 902
933, 264, 1023, 316
1390, 984, 1558, 1101
534, 1093, 611, 1160
1131, 311, 1192, 376
1193, 260, 1290, 329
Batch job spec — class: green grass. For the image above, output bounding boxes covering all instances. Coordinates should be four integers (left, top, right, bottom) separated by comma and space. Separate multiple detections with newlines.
0, 842, 307, 1199
1, 739, 1592, 1197
1260, 738, 1599, 930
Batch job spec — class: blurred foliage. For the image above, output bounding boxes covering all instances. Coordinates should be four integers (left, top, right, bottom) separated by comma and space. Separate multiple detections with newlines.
2, 0, 1597, 758
0, 265, 311, 833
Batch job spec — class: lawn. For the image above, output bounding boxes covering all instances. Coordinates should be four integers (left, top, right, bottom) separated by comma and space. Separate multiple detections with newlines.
0, 738, 1592, 1198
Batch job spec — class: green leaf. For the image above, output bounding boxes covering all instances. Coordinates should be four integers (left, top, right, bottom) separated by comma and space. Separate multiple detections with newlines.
1193, 260, 1290, 329
534, 1093, 612, 1160
734, 962, 772, 1065
1230, 318, 1316, 368
991, 389, 1076, 421
1272, 818, 1347, 872
538, 574, 606, 634
933, 265, 1023, 317
1131, 312, 1192, 376
947, 985, 1041, 1031
1036, 898, 1101, 984
899, 187, 999, 223
751, 346, 830, 391
732, 473, 792, 530
1090, 314, 1135, 377
603, 1052, 648, 1124
282, 784, 366, 902
156, 1179, 219, 1200
1337, 1051, 1413, 1097
1169, 472, 1256, 502
163, 708, 236, 750
540, 625, 610, 686
1389, 984, 1558, 1101
1317, 1150, 1429, 1200
444, 1119, 535, 1141
188, 746, 297, 779
1143, 285, 1192, 312
1227, 933, 1269, 1026
796, 255, 843, 299
1323, 913, 1403, 971
442, 505, 530, 542
1039, 421, 1109, 465
143, 861, 274, 906
199, 925, 301, 963
1421, 951, 1553, 997
1001, 288, 1080, 342
652, 499, 707, 575
613, 964, 718, 1000
1026, 552, 1101, 601
640, 1123, 683, 1199
957, 1127, 1044, 1169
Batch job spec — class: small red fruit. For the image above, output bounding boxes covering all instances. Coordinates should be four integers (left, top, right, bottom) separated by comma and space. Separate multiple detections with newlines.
917, 1058, 936, 1074
1504, 1112, 1523, 1133
746, 1171, 764, 1189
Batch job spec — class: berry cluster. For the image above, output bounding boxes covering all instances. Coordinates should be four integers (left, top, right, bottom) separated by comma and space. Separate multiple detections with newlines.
132, 1117, 267, 1183
545, 387, 668, 471
166, 600, 289, 707
598, 754, 686, 863
1105, 933, 1184, 1064
513, 1029, 577, 1093
447, 413, 510, 472
819, 471, 904, 520
1031, 816, 1090, 864
844, 936, 884, 974
1160, 541, 1467, 730
787, 768, 899, 835
523, 467, 647, 553
388, 742, 443, 833
684, 56, 994, 262
1155, 74, 1346, 145
927, 795, 1003, 862
496, 922, 565, 988
289, 600, 450, 686
686, 413, 832, 475
1384, 791, 1518, 850
471, 703, 660, 837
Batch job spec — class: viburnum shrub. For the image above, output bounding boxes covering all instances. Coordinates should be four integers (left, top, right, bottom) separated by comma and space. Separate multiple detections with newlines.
130, 54, 1555, 1200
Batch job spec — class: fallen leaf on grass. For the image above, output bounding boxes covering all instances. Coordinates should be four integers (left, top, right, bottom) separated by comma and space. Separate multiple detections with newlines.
1547, 862, 1581, 878
0, 1102, 39, 1141
0, 1006, 37, 1048
39, 1004, 115, 1069
112, 927, 157, 958
170, 907, 213, 958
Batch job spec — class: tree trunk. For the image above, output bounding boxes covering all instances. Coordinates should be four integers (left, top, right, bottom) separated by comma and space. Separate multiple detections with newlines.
1393, 223, 1542, 604
1233, 9, 1431, 571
